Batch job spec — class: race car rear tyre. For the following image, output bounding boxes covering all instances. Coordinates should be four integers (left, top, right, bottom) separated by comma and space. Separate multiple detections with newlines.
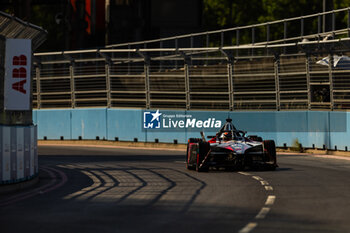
196, 142, 210, 172
187, 162, 195, 170
263, 140, 277, 170
186, 144, 195, 170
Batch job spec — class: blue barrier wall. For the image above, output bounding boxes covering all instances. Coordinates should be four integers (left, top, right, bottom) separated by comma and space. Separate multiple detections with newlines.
71, 108, 107, 140
33, 108, 349, 150
35, 109, 71, 140
107, 109, 146, 142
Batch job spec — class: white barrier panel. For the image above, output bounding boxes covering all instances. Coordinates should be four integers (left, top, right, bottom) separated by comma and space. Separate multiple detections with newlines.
34, 126, 38, 174
2, 127, 11, 182
33, 126, 39, 174
30, 126, 35, 176
0, 127, 1, 181
0, 125, 37, 184
16, 127, 24, 180
10, 127, 16, 180
24, 127, 30, 177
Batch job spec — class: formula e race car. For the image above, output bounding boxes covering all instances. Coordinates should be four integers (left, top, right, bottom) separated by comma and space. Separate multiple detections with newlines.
186, 118, 277, 172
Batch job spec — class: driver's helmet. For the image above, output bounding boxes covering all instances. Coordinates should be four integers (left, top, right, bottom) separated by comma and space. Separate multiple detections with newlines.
221, 132, 232, 141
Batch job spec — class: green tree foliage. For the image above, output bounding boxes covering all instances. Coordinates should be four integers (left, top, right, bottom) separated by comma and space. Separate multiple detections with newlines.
30, 4, 66, 51
203, 0, 350, 45
203, 0, 264, 28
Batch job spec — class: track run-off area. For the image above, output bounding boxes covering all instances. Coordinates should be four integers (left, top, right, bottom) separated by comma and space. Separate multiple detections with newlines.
1, 145, 350, 233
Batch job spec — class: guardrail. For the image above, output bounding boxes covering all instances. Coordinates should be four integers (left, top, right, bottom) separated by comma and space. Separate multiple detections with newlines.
32, 7, 350, 111
0, 11, 45, 184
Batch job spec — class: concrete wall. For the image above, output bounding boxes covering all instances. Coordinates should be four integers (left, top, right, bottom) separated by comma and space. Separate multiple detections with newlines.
0, 125, 37, 184
33, 108, 349, 150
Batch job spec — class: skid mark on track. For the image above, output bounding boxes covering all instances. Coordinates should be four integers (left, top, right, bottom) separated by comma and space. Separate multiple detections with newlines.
0, 166, 67, 207
63, 170, 103, 200
61, 164, 206, 211
237, 172, 276, 233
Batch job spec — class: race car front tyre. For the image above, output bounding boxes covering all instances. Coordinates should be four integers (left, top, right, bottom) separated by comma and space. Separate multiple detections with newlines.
263, 140, 277, 170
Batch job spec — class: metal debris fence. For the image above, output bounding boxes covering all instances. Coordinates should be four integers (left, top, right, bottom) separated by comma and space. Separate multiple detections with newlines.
32, 43, 350, 111
0, 11, 47, 50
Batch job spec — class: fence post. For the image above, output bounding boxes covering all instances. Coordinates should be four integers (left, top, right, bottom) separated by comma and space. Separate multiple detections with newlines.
274, 54, 281, 110
144, 57, 150, 109
266, 24, 270, 56
306, 54, 311, 110
220, 30, 224, 48
159, 39, 163, 72
178, 51, 191, 110
228, 61, 234, 111
221, 49, 234, 111
332, 11, 335, 36
35, 65, 41, 109
127, 44, 131, 74
348, 8, 350, 37
185, 62, 190, 110
328, 54, 334, 110
284, 20, 287, 54
318, 14, 322, 40
300, 17, 304, 38
251, 27, 255, 56
190, 34, 194, 65
105, 60, 111, 108
175, 37, 178, 69
236, 29, 240, 57
206, 32, 209, 66
70, 61, 76, 108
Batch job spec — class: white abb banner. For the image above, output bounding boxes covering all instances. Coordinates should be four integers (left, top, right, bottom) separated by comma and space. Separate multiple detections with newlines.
4, 38, 32, 110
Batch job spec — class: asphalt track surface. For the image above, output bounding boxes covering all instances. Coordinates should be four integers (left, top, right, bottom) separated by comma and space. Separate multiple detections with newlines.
1, 145, 350, 233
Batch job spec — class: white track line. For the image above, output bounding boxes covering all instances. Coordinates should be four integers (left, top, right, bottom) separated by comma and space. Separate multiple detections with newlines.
265, 195, 276, 206
237, 172, 276, 232
260, 180, 269, 186
238, 171, 252, 176
239, 222, 258, 233
255, 207, 271, 219
252, 176, 263, 181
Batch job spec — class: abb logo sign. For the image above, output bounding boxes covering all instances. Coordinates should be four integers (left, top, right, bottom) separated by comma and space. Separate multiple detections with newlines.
4, 38, 31, 110
12, 54, 27, 94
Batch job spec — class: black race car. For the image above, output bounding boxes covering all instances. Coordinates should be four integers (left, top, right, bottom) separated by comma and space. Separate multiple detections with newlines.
186, 118, 277, 172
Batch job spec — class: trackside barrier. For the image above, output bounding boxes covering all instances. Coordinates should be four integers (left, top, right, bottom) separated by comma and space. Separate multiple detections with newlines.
0, 12, 45, 186
34, 108, 349, 151
0, 125, 38, 184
